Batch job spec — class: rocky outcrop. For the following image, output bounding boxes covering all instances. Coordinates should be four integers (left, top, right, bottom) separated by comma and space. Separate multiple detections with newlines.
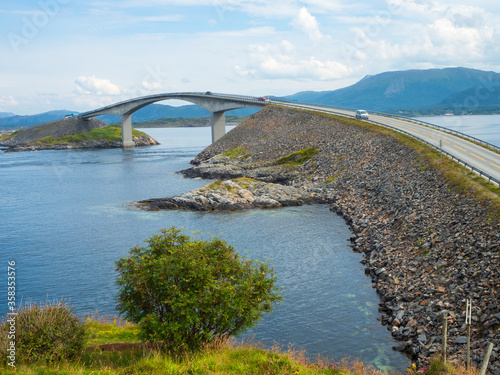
137, 177, 329, 210
175, 106, 499, 372
0, 117, 158, 152
0, 117, 107, 146
2, 134, 158, 152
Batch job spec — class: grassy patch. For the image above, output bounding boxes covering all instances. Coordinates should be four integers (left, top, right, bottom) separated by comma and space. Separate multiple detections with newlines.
0, 317, 383, 375
324, 175, 338, 183
221, 146, 250, 158
1, 319, 482, 375
36, 126, 149, 145
0, 134, 13, 141
207, 180, 239, 194
208, 180, 224, 190
276, 148, 319, 166
206, 178, 260, 193
233, 177, 259, 189
84, 316, 140, 346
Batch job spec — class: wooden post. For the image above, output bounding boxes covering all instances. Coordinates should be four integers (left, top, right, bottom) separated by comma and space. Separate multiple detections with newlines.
440, 139, 443, 163
480, 343, 494, 375
466, 299, 472, 371
442, 311, 448, 365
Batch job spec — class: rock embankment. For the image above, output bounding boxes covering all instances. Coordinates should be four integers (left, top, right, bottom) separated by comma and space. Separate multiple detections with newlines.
178, 106, 499, 372
137, 177, 329, 210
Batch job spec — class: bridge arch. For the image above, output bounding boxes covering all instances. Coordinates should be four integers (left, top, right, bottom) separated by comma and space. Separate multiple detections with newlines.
79, 92, 269, 147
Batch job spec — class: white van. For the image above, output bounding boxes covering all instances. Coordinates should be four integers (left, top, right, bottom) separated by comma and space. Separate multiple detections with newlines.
355, 110, 369, 120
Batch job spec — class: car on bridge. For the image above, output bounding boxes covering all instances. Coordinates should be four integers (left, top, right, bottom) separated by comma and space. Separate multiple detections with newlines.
258, 97, 270, 102
205, 91, 212, 95
355, 110, 369, 120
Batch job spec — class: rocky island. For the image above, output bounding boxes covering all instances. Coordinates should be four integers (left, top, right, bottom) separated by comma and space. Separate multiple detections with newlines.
141, 105, 499, 373
0, 116, 158, 152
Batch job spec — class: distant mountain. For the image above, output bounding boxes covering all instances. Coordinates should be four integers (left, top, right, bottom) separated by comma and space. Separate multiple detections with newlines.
439, 86, 500, 107
284, 67, 500, 112
0, 112, 15, 119
0, 104, 259, 129
0, 110, 77, 128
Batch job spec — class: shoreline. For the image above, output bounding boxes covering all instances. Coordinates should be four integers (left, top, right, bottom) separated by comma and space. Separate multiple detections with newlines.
146, 106, 499, 371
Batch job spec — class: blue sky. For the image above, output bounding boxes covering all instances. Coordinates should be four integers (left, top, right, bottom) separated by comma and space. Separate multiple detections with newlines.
1, 0, 500, 115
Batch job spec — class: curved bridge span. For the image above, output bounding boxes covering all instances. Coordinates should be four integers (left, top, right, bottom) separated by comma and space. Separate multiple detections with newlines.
79, 91, 499, 185
79, 92, 269, 147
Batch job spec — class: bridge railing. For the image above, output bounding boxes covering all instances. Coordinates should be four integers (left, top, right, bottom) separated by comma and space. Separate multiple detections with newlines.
368, 118, 500, 186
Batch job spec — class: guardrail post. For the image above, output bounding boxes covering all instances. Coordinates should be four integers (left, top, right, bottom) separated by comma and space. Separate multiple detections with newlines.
480, 343, 494, 375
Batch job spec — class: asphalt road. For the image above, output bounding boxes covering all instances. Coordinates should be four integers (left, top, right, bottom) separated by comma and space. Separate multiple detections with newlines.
280, 102, 500, 185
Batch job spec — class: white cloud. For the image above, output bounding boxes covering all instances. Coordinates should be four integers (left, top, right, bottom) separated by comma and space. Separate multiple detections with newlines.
137, 15, 184, 22
141, 80, 163, 91
236, 41, 352, 80
291, 7, 323, 41
74, 76, 122, 96
0, 96, 19, 107
334, 0, 500, 75
73, 96, 116, 110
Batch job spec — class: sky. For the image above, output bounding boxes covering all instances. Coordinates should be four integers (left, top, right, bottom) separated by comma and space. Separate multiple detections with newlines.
1, 0, 500, 115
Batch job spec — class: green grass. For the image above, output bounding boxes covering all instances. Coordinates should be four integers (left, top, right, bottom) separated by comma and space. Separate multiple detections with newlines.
36, 125, 149, 145
207, 178, 260, 193
0, 319, 350, 375
0, 134, 12, 141
324, 175, 338, 183
1, 318, 482, 375
221, 146, 251, 158
276, 148, 319, 166
233, 177, 259, 189
84, 316, 140, 346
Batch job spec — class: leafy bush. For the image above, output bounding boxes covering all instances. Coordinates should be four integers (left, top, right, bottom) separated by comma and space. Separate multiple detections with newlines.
0, 301, 85, 364
116, 227, 282, 352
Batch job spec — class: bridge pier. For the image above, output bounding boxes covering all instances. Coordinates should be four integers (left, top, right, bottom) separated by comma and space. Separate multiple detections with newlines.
121, 113, 135, 148
211, 110, 226, 143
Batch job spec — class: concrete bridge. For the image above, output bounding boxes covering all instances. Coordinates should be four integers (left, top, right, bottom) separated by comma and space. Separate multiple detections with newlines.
78, 92, 269, 147
78, 91, 499, 185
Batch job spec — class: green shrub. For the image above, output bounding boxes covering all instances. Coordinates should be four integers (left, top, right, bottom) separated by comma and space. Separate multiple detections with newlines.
0, 301, 85, 364
115, 227, 282, 353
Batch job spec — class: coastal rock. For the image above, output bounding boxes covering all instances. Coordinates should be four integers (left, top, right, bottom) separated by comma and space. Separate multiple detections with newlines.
136, 177, 329, 211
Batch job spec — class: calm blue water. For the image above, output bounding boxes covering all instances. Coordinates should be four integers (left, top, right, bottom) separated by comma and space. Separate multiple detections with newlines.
415, 114, 500, 147
0, 127, 413, 369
